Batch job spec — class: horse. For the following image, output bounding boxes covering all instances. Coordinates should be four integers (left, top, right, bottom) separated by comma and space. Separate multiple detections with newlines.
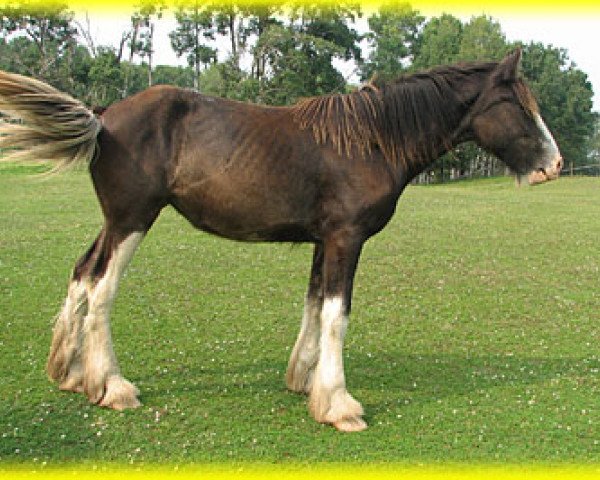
0, 49, 562, 432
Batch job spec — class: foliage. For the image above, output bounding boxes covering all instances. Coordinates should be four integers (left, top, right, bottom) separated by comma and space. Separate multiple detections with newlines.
360, 1, 424, 81
129, 0, 167, 87
293, 1, 362, 63
86, 48, 127, 106
254, 23, 346, 105
250, 3, 361, 105
412, 13, 462, 70
0, 0, 87, 99
200, 58, 259, 101
170, 0, 217, 89
0, 35, 49, 76
153, 64, 195, 89
457, 15, 509, 62
0, 0, 75, 76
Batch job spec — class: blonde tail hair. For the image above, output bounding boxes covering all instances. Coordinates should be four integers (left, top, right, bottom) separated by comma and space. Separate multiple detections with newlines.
0, 70, 102, 172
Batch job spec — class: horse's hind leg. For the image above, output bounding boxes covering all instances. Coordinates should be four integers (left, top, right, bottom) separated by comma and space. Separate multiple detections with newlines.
80, 229, 145, 410
47, 235, 102, 392
47, 280, 88, 392
48, 227, 147, 410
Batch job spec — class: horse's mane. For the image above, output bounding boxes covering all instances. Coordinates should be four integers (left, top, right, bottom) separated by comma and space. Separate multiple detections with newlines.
292, 61, 538, 168
512, 79, 539, 118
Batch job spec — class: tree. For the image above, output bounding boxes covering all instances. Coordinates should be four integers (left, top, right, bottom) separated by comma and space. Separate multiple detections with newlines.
0, 1, 95, 101
412, 13, 462, 70
199, 59, 259, 101
457, 15, 508, 62
213, 1, 244, 59
360, 1, 424, 81
242, 3, 281, 82
129, 0, 166, 87
86, 47, 125, 106
255, 23, 351, 105
170, 0, 217, 89
0, 0, 76, 76
294, 2, 362, 62
252, 2, 361, 105
153, 64, 195, 88
0, 35, 45, 76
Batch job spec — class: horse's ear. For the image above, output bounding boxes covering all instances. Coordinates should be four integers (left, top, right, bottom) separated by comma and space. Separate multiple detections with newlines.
494, 48, 522, 84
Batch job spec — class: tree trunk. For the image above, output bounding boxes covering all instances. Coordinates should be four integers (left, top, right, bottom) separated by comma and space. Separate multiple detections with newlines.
229, 14, 236, 57
194, 22, 200, 91
124, 22, 140, 96
147, 23, 154, 87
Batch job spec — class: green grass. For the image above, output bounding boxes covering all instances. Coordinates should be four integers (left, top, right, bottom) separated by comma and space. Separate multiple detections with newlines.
1, 163, 599, 466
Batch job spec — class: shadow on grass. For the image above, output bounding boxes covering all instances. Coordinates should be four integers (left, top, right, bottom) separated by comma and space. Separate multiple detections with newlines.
351, 351, 596, 414
1, 351, 597, 463
140, 351, 594, 402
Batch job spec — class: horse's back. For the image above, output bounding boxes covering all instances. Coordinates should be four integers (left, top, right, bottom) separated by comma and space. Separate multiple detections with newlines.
92, 86, 323, 241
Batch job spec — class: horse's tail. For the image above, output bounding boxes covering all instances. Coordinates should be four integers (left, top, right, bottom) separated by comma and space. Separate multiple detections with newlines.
0, 70, 102, 172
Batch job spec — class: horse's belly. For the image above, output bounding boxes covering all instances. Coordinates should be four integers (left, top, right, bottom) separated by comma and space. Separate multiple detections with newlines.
170, 180, 318, 243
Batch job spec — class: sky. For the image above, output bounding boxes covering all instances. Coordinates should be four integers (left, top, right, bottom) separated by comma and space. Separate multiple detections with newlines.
496, 15, 599, 112
79, 11, 600, 112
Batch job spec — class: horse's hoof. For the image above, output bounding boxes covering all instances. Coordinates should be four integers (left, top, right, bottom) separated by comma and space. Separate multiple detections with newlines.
57, 364, 84, 393
59, 378, 83, 393
309, 387, 366, 432
97, 375, 141, 411
333, 416, 368, 432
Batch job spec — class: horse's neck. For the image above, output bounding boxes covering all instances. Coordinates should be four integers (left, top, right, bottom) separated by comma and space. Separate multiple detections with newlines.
392, 75, 484, 182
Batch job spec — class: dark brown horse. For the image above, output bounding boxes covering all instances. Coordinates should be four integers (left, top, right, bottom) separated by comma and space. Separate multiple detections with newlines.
0, 49, 562, 432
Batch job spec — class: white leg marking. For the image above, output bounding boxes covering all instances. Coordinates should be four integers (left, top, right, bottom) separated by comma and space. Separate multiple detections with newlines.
286, 295, 321, 393
309, 296, 366, 432
82, 232, 143, 409
47, 280, 88, 390
318, 296, 346, 391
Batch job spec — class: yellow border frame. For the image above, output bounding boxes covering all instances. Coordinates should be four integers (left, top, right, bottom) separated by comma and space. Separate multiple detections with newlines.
2, 464, 600, 479
1, 0, 599, 15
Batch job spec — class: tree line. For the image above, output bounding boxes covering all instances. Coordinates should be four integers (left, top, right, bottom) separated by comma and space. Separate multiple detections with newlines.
1, 0, 598, 181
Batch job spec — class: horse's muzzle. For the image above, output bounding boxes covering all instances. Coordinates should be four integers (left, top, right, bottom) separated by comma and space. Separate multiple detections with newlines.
528, 156, 563, 185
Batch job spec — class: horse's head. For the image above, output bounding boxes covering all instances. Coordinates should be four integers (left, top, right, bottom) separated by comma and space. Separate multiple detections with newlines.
467, 49, 563, 185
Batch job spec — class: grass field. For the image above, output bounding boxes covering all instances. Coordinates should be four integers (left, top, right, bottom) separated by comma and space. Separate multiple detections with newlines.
0, 163, 599, 467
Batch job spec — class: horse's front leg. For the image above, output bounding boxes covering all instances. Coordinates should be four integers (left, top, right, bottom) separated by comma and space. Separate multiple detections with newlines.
286, 243, 324, 394
308, 231, 366, 432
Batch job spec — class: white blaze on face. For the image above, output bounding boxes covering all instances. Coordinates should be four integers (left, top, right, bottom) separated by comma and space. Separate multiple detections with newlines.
534, 113, 560, 159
